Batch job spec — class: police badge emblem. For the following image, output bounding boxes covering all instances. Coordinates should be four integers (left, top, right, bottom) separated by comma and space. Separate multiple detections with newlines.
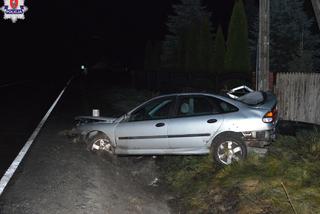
1, 0, 28, 23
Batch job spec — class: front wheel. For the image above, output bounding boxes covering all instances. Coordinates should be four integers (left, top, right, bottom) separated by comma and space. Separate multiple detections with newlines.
212, 136, 247, 166
87, 133, 114, 155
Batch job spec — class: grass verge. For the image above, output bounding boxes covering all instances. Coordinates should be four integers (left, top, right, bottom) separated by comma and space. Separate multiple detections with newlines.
157, 131, 320, 213
97, 87, 320, 213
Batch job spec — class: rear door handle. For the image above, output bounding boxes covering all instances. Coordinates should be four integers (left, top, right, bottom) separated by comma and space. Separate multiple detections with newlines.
155, 122, 165, 127
207, 119, 217, 123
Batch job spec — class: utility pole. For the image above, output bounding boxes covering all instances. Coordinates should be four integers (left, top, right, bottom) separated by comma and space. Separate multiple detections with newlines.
257, 0, 270, 91
311, 0, 320, 30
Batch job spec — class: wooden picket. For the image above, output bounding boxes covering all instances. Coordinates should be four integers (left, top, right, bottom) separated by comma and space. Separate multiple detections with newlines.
275, 72, 320, 124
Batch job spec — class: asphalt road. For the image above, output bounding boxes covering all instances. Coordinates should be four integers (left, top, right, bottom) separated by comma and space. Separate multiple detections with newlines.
0, 77, 171, 214
0, 78, 65, 178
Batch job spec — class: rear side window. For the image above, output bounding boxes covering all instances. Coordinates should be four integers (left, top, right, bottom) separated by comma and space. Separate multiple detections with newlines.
204, 96, 238, 113
177, 96, 223, 117
218, 100, 238, 113
194, 97, 219, 114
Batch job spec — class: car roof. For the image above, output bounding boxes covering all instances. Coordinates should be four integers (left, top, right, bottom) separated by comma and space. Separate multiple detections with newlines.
152, 92, 240, 105
155, 92, 215, 97
127, 92, 245, 115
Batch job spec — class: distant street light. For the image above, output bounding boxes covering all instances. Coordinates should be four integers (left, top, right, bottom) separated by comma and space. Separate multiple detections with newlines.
81, 65, 87, 75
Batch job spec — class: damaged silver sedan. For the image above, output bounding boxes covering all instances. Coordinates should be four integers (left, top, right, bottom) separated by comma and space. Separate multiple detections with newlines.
72, 86, 277, 165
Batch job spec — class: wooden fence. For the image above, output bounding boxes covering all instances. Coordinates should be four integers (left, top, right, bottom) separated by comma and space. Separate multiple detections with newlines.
275, 72, 320, 125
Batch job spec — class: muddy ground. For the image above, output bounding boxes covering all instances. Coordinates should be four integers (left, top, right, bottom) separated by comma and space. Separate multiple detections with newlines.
0, 77, 171, 214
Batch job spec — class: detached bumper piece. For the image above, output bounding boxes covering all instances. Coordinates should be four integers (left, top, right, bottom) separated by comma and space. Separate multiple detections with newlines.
242, 129, 276, 148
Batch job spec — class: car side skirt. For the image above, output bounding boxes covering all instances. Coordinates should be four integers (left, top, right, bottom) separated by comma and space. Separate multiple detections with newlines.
115, 147, 210, 155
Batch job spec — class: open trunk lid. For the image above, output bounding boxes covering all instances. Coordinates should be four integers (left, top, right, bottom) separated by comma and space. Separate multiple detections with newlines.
227, 86, 277, 109
239, 91, 277, 110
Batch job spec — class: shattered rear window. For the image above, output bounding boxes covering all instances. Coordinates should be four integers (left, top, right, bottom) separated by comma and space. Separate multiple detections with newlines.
237, 91, 266, 105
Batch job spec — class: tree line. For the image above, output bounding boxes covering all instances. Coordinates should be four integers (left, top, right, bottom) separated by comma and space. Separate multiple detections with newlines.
145, 0, 250, 88
144, 0, 320, 89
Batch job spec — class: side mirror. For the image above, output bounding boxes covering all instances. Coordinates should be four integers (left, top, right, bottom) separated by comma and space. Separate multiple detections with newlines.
123, 113, 130, 122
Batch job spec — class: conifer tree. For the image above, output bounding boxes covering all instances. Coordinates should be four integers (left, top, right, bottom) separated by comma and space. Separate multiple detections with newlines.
247, 0, 320, 72
225, 0, 251, 74
213, 25, 226, 74
161, 0, 214, 75
270, 0, 320, 72
151, 41, 162, 71
144, 40, 161, 71
200, 17, 215, 73
245, 0, 259, 70
144, 40, 153, 71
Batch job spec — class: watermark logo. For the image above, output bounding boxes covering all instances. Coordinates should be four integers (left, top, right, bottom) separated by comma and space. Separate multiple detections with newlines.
1, 0, 28, 23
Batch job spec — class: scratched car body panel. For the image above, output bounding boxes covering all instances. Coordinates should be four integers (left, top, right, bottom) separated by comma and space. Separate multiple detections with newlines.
73, 86, 278, 165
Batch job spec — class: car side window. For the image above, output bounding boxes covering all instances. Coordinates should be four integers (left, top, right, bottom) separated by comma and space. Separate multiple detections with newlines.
215, 99, 239, 113
177, 96, 222, 117
204, 96, 238, 113
128, 97, 175, 122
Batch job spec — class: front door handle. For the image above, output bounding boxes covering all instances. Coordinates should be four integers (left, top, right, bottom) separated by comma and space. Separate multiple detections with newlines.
207, 119, 217, 123
155, 122, 165, 127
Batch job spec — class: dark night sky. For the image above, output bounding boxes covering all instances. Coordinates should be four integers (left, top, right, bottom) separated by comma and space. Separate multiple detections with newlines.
0, 0, 235, 81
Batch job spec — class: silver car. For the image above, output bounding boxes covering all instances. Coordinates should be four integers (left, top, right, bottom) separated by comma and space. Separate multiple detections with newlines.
73, 87, 277, 165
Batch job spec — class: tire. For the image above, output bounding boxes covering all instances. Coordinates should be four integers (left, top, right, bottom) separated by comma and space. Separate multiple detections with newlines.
86, 133, 114, 155
211, 135, 247, 166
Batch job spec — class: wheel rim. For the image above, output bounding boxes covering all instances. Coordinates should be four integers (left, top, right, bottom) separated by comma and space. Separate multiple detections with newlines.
91, 138, 113, 153
217, 140, 243, 165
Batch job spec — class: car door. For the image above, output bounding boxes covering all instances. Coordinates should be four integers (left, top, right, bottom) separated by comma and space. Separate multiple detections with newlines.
168, 95, 224, 150
115, 96, 176, 152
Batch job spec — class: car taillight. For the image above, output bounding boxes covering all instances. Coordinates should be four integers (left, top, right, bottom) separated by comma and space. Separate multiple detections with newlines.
262, 107, 277, 123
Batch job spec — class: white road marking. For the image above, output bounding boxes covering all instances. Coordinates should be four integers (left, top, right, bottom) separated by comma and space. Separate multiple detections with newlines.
0, 77, 73, 196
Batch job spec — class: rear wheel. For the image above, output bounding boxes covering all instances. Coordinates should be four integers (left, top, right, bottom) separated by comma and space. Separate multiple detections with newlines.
212, 136, 247, 166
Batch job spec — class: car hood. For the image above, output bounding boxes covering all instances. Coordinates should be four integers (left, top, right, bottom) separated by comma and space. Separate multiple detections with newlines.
74, 116, 117, 124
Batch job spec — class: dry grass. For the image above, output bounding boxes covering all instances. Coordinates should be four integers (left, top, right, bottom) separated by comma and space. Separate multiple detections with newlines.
102, 87, 320, 213
157, 131, 320, 213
